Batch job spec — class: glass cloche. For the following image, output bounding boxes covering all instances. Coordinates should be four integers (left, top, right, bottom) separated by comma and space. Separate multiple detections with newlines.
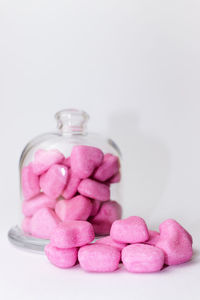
8, 109, 122, 252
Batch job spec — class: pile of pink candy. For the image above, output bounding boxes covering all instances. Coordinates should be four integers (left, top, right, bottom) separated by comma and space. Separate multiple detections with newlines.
44, 216, 193, 273
21, 145, 121, 238
20, 144, 193, 273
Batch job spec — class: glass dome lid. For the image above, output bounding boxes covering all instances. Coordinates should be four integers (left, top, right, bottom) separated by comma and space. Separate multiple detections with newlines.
8, 109, 122, 252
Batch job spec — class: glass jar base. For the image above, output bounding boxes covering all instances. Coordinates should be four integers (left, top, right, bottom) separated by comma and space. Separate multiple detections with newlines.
8, 226, 49, 253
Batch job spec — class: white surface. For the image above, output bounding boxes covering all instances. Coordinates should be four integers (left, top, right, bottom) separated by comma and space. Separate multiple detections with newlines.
1, 0, 200, 299
0, 234, 200, 300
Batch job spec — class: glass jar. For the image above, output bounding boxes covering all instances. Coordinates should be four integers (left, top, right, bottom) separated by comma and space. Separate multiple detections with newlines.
8, 109, 122, 252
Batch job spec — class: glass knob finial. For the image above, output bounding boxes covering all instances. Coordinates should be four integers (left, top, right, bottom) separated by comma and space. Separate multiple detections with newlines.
55, 109, 89, 134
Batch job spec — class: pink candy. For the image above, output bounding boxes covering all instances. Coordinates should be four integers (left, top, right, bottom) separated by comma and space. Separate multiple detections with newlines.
21, 164, 40, 200
20, 146, 194, 276
45, 244, 77, 269
93, 153, 120, 182
122, 244, 165, 273
110, 216, 149, 243
30, 207, 60, 239
50, 221, 95, 248
40, 164, 68, 199
71, 145, 103, 179
78, 244, 120, 272
32, 149, 65, 175
96, 236, 127, 251
55, 195, 92, 221
21, 146, 122, 241
43, 215, 193, 273
156, 219, 193, 265
22, 193, 56, 217
78, 179, 110, 202
145, 230, 160, 246
90, 200, 122, 235
90, 199, 101, 217
109, 171, 121, 184
63, 156, 71, 168
62, 169, 80, 200
20, 146, 193, 275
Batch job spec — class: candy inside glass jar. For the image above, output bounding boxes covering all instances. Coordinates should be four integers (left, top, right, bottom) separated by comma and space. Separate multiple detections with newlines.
8, 109, 122, 252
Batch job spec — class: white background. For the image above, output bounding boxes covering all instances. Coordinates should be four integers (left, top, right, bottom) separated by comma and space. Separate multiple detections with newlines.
0, 0, 200, 299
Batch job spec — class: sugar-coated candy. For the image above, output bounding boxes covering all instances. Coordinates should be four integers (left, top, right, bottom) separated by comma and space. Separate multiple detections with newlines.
21, 164, 40, 200
70, 145, 103, 179
50, 221, 95, 248
63, 157, 71, 167
45, 243, 77, 269
145, 230, 160, 246
156, 219, 193, 265
104, 181, 111, 187
62, 169, 80, 200
30, 207, 60, 239
40, 214, 193, 272
78, 179, 110, 201
93, 153, 120, 182
90, 199, 101, 217
90, 200, 122, 235
32, 149, 65, 175
109, 171, 121, 184
181, 227, 193, 244
22, 193, 56, 217
55, 195, 92, 221
95, 236, 127, 251
78, 244, 120, 272
22, 217, 31, 234
122, 244, 165, 273
40, 164, 68, 199
110, 216, 149, 243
